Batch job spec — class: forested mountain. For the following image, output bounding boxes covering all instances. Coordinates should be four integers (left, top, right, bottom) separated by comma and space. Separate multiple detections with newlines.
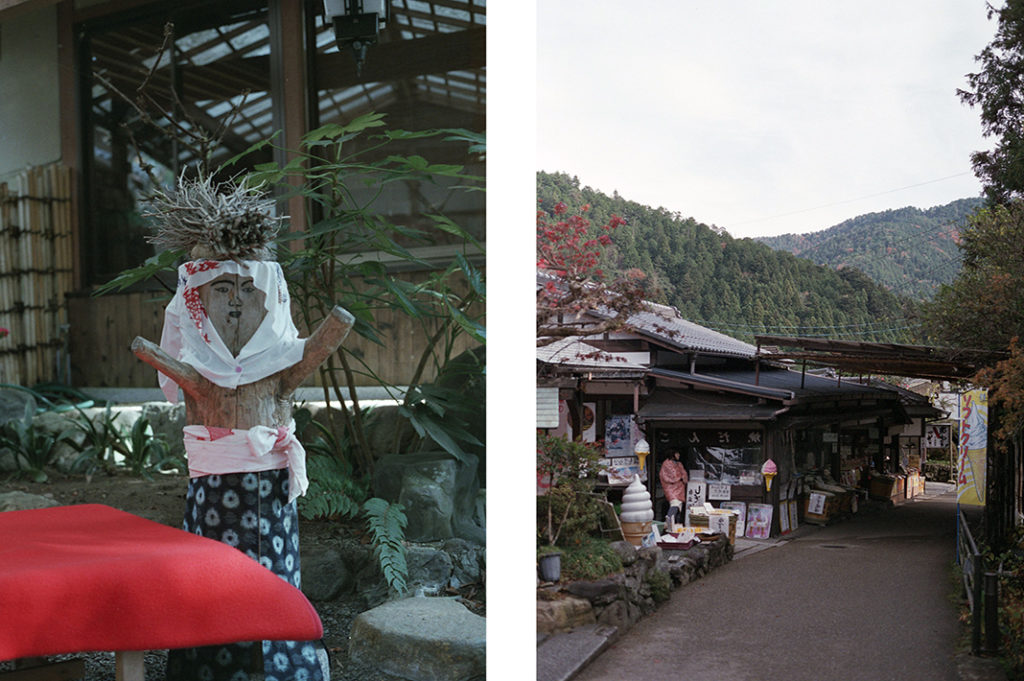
537, 171, 920, 343
755, 198, 982, 300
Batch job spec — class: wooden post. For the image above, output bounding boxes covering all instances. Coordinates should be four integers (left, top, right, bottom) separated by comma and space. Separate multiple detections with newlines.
114, 651, 145, 681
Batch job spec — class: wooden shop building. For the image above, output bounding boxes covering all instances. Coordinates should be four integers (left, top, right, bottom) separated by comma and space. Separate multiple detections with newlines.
0, 0, 485, 392
538, 303, 951, 538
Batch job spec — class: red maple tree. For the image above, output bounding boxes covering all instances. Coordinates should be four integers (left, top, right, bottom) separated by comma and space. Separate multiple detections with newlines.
536, 201, 651, 345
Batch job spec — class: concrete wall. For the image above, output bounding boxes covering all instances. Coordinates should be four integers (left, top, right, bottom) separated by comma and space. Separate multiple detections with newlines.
0, 7, 60, 179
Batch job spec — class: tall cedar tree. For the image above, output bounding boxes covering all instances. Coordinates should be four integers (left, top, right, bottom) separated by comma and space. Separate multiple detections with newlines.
926, 203, 1024, 438
959, 0, 1024, 204
942, 0, 1024, 438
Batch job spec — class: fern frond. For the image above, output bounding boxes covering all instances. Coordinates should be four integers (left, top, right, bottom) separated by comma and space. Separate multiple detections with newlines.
298, 452, 366, 520
363, 498, 409, 595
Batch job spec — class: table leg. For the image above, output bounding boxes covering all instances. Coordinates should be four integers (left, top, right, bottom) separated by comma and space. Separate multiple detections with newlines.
114, 651, 145, 681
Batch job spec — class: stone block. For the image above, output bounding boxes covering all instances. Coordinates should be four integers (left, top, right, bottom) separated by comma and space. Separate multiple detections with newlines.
536, 595, 596, 635
349, 596, 485, 681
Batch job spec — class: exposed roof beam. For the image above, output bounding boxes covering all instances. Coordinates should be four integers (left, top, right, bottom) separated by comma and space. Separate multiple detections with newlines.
316, 26, 485, 88
0, 0, 58, 21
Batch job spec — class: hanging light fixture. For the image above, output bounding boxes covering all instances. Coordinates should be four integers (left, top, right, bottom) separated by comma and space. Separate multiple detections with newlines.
323, 0, 390, 75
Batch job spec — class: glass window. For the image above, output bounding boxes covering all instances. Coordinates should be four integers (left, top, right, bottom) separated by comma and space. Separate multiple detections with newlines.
82, 1, 271, 287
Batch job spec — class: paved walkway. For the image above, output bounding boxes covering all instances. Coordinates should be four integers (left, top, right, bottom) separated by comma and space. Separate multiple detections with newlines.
557, 483, 1005, 681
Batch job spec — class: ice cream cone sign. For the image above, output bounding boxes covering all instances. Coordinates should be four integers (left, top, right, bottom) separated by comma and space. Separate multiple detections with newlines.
635, 437, 650, 472
761, 459, 777, 491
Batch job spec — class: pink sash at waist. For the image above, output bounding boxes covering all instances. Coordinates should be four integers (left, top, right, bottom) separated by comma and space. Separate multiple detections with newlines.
183, 421, 308, 503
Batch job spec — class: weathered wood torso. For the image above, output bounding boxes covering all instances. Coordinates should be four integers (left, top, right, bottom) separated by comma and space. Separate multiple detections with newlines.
183, 378, 294, 430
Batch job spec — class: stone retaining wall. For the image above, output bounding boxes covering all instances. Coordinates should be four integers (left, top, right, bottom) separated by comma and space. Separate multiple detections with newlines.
537, 536, 733, 640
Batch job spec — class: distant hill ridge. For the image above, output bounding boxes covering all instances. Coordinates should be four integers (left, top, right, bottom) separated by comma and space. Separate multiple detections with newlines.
755, 198, 982, 300
537, 170, 921, 343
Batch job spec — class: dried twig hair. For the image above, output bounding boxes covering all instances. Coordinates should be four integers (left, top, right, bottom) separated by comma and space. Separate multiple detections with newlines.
145, 174, 282, 260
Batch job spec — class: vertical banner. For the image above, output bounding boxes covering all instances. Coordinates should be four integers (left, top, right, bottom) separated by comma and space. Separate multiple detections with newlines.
957, 389, 988, 507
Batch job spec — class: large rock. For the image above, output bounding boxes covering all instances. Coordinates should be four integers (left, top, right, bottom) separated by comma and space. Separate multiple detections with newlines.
346, 543, 390, 609
406, 545, 454, 595
300, 546, 351, 601
373, 451, 484, 544
443, 538, 484, 589
140, 401, 186, 459
595, 598, 642, 632
349, 596, 485, 681
374, 453, 457, 542
0, 491, 59, 512
308, 404, 419, 461
566, 576, 623, 605
0, 388, 35, 425
536, 594, 596, 634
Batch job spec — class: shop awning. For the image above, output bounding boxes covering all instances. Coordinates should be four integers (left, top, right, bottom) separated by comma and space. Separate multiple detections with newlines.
650, 365, 896, 404
755, 335, 1005, 381
637, 388, 784, 423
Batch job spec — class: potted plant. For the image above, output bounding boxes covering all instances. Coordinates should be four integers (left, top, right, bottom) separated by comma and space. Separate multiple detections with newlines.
537, 545, 562, 583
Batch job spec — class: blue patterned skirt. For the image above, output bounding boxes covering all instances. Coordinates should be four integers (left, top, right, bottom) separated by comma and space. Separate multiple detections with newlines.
166, 469, 326, 681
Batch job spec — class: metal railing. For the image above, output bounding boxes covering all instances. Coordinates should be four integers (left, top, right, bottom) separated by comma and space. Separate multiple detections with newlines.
957, 508, 1001, 655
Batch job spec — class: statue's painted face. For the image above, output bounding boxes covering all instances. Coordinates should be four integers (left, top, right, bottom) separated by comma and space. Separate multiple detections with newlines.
198, 274, 267, 355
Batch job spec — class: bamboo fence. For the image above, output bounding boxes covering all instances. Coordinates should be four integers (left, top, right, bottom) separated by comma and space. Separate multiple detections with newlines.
0, 164, 75, 387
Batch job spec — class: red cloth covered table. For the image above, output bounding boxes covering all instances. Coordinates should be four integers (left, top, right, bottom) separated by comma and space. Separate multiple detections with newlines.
0, 504, 323, 664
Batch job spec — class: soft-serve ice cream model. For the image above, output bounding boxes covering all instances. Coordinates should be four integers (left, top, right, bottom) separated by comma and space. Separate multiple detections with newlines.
761, 458, 778, 492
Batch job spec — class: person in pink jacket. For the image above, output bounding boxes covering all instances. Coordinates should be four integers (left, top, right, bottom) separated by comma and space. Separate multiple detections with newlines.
659, 449, 688, 528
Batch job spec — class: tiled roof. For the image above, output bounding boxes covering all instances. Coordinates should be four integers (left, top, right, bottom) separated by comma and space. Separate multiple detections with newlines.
537, 271, 757, 360
536, 337, 646, 370
625, 303, 758, 359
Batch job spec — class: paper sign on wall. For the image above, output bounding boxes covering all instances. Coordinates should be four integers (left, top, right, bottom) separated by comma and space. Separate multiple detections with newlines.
720, 501, 746, 537
807, 492, 827, 515
686, 481, 706, 506
709, 513, 731, 535
707, 483, 731, 501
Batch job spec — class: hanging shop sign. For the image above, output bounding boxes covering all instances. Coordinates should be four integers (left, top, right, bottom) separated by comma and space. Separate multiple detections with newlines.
924, 424, 950, 449
682, 429, 763, 484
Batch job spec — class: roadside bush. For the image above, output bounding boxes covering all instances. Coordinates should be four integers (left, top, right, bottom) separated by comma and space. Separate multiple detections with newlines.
978, 526, 1024, 679
536, 433, 606, 548
645, 568, 672, 603
559, 537, 624, 582
993, 534, 1024, 678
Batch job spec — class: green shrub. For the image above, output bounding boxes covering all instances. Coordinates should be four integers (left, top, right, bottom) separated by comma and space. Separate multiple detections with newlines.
0, 420, 68, 482
979, 527, 1024, 678
646, 568, 672, 603
536, 483, 606, 549
559, 538, 623, 582
996, 549, 1024, 678
537, 434, 606, 547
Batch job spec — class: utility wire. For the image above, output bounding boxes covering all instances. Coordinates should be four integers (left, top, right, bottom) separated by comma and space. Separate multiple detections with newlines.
724, 172, 976, 229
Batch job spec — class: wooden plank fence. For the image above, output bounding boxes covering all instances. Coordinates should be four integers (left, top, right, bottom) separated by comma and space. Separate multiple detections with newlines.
68, 273, 483, 389
0, 165, 75, 387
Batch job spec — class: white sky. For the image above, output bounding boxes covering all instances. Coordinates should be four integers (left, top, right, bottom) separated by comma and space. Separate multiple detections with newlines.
536, 1, 997, 238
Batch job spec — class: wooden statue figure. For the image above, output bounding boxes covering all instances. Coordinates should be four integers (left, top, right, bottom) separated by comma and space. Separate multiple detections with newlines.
131, 176, 352, 681
659, 449, 688, 529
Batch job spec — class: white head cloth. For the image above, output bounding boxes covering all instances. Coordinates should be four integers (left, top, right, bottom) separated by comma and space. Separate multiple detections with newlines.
158, 259, 306, 402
